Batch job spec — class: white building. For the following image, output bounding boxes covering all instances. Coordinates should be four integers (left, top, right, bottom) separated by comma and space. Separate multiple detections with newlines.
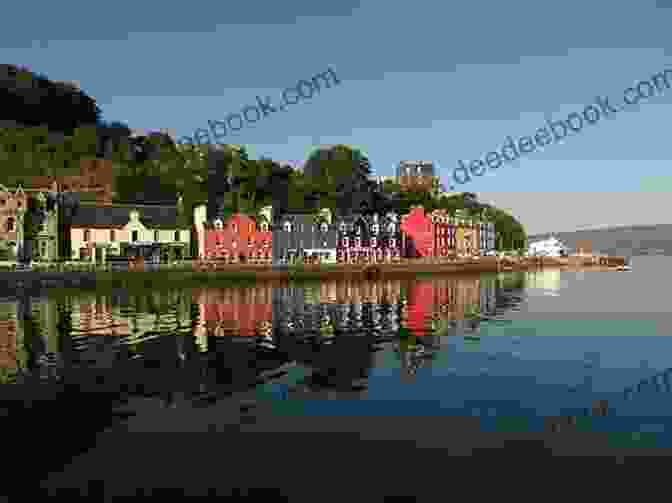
528, 236, 568, 257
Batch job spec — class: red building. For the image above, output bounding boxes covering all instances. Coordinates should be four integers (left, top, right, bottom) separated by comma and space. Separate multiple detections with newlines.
400, 207, 434, 258
203, 213, 271, 262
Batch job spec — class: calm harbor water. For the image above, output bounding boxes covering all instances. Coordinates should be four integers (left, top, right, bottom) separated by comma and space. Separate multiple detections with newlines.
4, 255, 672, 493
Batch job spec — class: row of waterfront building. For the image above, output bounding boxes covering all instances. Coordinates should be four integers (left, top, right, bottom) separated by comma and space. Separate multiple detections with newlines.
195, 205, 496, 263
0, 182, 496, 265
0, 158, 496, 264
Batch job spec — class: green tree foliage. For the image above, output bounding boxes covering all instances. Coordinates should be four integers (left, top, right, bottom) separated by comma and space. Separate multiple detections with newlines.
303, 144, 374, 215
0, 125, 100, 186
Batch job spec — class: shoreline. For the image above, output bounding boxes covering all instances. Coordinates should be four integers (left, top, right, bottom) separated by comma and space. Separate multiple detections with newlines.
0, 256, 627, 294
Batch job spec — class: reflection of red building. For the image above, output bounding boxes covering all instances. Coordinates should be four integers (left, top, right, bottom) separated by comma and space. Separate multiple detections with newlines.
78, 302, 130, 336
204, 213, 272, 261
404, 278, 482, 336
400, 207, 434, 258
405, 282, 435, 336
0, 318, 18, 372
194, 287, 273, 337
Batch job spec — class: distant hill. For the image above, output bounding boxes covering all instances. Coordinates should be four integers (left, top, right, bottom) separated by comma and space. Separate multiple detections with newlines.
528, 224, 672, 257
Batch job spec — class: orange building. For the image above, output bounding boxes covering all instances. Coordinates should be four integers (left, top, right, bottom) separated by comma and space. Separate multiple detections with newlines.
0, 185, 26, 257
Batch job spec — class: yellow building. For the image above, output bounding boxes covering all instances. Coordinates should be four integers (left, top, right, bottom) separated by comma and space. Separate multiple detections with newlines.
69, 202, 190, 263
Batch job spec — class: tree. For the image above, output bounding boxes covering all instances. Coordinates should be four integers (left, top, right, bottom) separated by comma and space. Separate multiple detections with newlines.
0, 64, 101, 135
303, 145, 374, 215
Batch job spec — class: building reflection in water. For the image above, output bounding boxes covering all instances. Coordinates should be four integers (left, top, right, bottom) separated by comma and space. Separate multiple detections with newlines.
0, 276, 507, 390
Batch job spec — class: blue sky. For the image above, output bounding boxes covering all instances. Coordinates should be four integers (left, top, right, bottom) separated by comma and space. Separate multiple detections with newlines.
5, 0, 672, 234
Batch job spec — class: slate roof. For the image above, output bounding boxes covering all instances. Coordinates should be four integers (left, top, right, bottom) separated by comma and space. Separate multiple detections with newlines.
69, 203, 187, 229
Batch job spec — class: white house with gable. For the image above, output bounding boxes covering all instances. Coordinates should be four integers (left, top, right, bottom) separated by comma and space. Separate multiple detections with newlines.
528, 236, 568, 257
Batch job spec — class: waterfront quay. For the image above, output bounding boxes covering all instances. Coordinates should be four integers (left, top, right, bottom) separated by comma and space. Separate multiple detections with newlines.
0, 255, 626, 294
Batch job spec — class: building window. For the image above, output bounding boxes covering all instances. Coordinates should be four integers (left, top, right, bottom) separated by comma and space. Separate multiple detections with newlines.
249, 223, 254, 233
0, 199, 4, 206
232, 241, 237, 249
154, 230, 160, 241
260, 223, 268, 232
6, 217, 14, 232
110, 230, 116, 242
84, 229, 90, 242
284, 221, 292, 232
232, 223, 238, 233
132, 230, 138, 242
214, 219, 223, 229
320, 223, 328, 233
174, 230, 180, 242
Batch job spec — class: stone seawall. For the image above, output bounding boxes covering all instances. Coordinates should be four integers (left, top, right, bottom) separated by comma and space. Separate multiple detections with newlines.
0, 256, 626, 296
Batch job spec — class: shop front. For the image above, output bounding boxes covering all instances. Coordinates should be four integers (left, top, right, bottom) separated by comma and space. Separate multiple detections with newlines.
80, 242, 114, 264
121, 241, 161, 264
303, 249, 337, 264
159, 243, 186, 263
